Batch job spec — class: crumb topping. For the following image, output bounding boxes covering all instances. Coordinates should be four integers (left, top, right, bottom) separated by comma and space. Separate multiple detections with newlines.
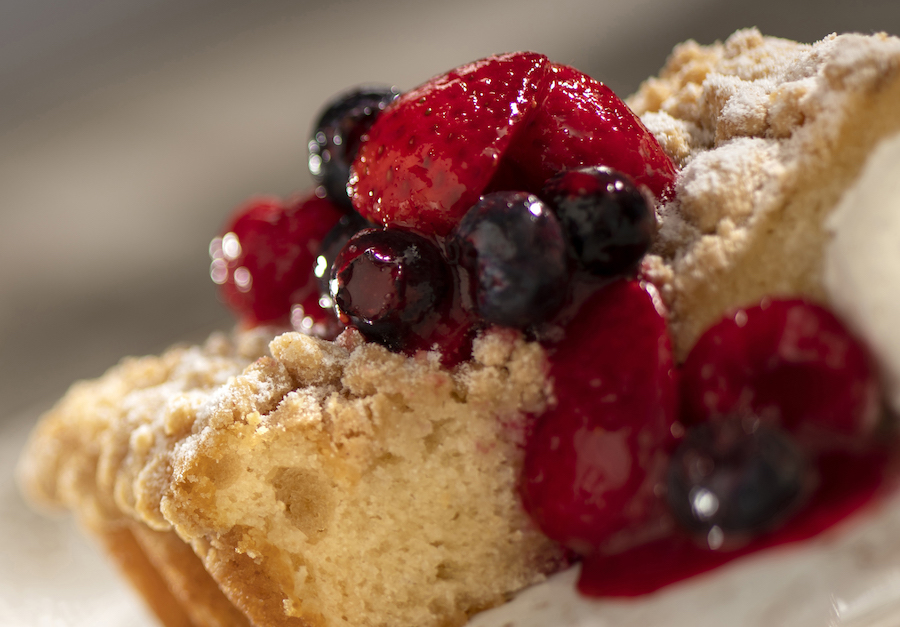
630, 28, 900, 358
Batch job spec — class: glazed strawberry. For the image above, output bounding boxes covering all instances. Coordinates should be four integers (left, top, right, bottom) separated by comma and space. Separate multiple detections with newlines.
349, 53, 676, 237
349, 52, 549, 237
680, 299, 880, 453
521, 280, 678, 554
210, 193, 344, 333
507, 63, 676, 202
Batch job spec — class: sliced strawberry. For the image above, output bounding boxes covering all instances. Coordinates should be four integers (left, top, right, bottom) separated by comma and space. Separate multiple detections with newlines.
506, 63, 677, 202
349, 52, 550, 236
521, 280, 679, 554
680, 299, 880, 453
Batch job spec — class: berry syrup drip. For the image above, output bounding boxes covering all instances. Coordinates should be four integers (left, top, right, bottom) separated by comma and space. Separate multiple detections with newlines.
575, 300, 894, 597
208, 51, 897, 600
579, 445, 897, 597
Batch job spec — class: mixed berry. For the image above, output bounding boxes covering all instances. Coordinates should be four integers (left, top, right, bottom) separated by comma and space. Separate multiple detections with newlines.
210, 52, 894, 597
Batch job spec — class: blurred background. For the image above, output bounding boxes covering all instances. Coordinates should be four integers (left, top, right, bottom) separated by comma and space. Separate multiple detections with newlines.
1, 0, 900, 420
1, 1, 900, 625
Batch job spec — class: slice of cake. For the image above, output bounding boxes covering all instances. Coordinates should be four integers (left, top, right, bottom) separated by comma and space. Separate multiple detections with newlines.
18, 28, 900, 627
20, 327, 565, 627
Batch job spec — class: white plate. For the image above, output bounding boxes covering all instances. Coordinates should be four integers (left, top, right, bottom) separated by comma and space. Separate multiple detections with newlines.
6, 409, 900, 627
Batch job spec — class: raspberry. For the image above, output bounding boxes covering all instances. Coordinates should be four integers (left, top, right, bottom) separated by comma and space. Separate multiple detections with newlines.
210, 193, 344, 334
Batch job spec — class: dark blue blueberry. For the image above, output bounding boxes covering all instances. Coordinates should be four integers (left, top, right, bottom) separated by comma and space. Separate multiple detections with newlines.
330, 229, 450, 351
541, 166, 656, 277
314, 211, 374, 299
667, 420, 811, 544
453, 192, 569, 329
308, 86, 399, 208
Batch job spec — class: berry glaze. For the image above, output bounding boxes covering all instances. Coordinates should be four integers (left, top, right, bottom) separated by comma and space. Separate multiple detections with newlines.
210, 51, 899, 602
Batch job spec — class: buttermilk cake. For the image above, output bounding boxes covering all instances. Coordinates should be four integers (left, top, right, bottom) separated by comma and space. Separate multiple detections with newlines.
17, 28, 900, 627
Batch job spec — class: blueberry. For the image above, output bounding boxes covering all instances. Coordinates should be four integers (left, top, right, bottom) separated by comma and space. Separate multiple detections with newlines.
453, 192, 569, 329
667, 420, 811, 543
541, 166, 656, 277
314, 211, 374, 300
309, 86, 399, 208
330, 229, 450, 351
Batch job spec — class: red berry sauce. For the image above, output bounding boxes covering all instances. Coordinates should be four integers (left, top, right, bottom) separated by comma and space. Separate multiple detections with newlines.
572, 298, 895, 597
578, 446, 896, 596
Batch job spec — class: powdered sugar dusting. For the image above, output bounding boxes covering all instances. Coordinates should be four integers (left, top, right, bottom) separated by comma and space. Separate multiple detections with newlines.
630, 29, 900, 359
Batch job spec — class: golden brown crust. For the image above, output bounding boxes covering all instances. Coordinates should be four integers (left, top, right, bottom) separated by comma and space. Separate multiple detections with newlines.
129, 524, 253, 627
99, 525, 199, 627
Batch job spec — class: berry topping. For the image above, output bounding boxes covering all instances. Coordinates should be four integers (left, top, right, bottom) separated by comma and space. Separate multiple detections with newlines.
314, 211, 374, 298
667, 421, 812, 544
508, 63, 676, 202
350, 53, 676, 237
541, 166, 656, 277
308, 86, 399, 207
210, 194, 344, 332
521, 280, 678, 553
350, 52, 548, 236
330, 228, 452, 351
453, 191, 569, 328
680, 299, 880, 453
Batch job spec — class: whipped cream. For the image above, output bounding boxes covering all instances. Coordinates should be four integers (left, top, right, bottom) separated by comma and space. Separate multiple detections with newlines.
825, 130, 900, 414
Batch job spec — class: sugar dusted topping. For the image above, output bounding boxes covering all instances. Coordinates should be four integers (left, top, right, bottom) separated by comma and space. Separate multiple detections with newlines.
631, 29, 900, 358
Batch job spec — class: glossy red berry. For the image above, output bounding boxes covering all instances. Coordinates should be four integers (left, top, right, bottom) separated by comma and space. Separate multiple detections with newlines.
350, 53, 676, 238
521, 280, 678, 554
507, 63, 676, 203
680, 299, 880, 453
210, 193, 344, 333
350, 52, 548, 236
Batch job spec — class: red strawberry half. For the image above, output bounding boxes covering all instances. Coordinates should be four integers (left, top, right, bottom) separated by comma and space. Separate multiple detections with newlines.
506, 63, 677, 203
349, 52, 549, 236
349, 53, 676, 237
680, 299, 880, 453
521, 280, 679, 554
